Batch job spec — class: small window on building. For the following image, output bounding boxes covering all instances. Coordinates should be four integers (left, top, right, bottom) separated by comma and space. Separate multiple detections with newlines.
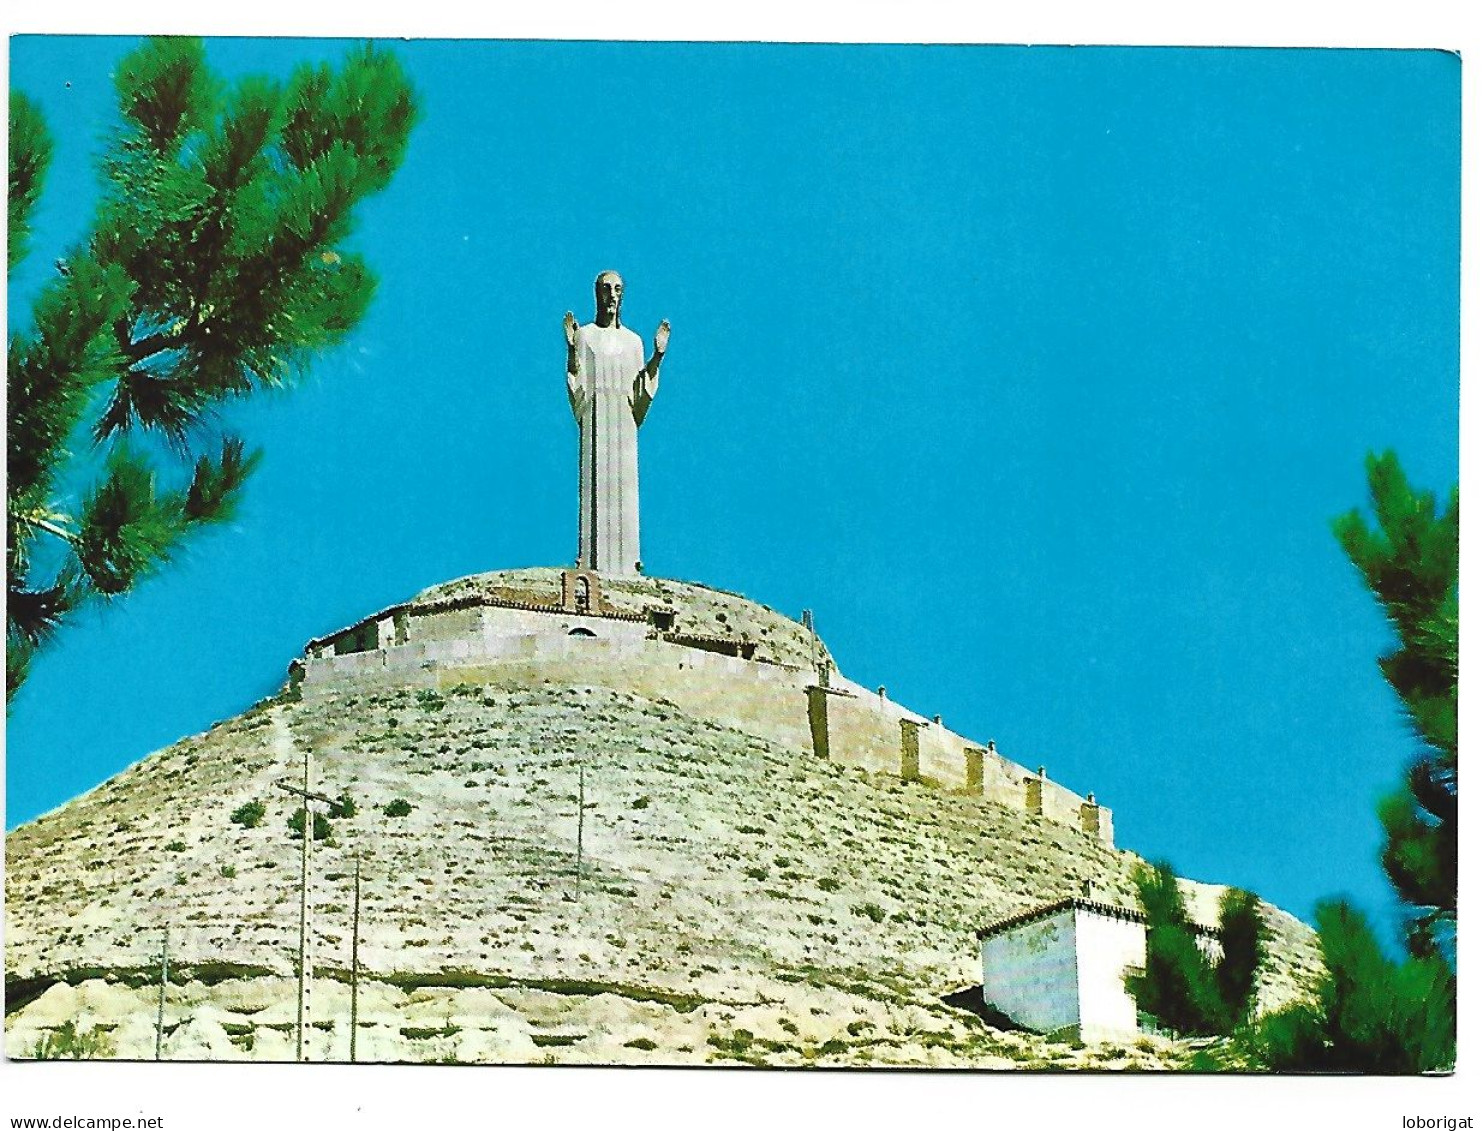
568, 627, 597, 638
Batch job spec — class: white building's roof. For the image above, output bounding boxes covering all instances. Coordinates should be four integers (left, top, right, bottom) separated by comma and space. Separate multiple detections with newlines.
976, 895, 1219, 941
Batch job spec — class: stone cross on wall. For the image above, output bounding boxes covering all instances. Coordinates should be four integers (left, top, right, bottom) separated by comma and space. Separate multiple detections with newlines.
564, 271, 669, 576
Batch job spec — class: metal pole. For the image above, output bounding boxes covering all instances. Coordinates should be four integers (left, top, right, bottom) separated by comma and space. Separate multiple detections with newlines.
576, 763, 585, 894
296, 744, 312, 1063
154, 924, 169, 1061
350, 854, 361, 1064
273, 770, 332, 1064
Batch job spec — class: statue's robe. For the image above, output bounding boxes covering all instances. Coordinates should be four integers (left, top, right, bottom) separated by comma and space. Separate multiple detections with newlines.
567, 322, 656, 575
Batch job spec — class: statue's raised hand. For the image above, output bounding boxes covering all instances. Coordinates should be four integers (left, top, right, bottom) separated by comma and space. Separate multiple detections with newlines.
564, 310, 579, 350
654, 319, 671, 356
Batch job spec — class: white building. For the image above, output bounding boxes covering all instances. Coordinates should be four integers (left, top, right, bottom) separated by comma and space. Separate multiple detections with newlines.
977, 896, 1221, 1044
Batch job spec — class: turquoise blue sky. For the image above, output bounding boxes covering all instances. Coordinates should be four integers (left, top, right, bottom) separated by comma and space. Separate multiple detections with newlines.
6, 38, 1460, 939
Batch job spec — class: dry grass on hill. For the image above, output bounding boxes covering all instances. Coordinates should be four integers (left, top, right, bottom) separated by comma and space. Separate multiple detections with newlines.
5, 682, 1322, 1066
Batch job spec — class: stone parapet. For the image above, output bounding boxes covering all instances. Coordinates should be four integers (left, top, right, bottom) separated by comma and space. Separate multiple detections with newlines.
294, 570, 1113, 847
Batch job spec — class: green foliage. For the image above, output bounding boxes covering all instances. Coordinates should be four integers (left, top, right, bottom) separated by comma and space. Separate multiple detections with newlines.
1333, 451, 1458, 762
383, 797, 413, 818
402, 1024, 460, 1041
287, 807, 332, 841
7, 37, 418, 701
31, 1019, 115, 1059
9, 91, 53, 272
707, 1028, 757, 1059
1125, 863, 1262, 1037
164, 839, 187, 852
1332, 451, 1457, 956
1215, 887, 1263, 1027
1239, 454, 1458, 1073
1252, 901, 1454, 1073
851, 901, 887, 924
328, 792, 356, 819
1125, 863, 1227, 1036
229, 798, 266, 828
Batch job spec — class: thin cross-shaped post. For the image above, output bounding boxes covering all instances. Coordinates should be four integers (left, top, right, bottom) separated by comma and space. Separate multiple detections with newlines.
154, 924, 169, 1061
276, 769, 332, 1062
350, 853, 361, 1063
576, 763, 585, 893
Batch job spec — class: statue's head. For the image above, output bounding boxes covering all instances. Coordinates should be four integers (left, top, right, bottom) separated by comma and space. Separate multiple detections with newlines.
593, 270, 624, 327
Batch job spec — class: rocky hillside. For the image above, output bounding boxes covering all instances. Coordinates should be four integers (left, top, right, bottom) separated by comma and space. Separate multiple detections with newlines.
6, 673, 1321, 1066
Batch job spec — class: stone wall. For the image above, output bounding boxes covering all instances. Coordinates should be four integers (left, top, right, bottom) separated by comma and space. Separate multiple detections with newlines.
298, 583, 1112, 846
409, 569, 825, 669
303, 626, 816, 753
802, 675, 1111, 844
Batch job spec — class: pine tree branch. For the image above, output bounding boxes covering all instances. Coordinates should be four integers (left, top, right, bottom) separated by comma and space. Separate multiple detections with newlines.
184, 437, 260, 524
19, 513, 77, 545
7, 569, 83, 652
8, 36, 418, 698
117, 318, 199, 363
9, 91, 55, 273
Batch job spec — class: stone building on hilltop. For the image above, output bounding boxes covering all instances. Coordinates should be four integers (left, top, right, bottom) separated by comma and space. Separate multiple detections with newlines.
292, 565, 1114, 848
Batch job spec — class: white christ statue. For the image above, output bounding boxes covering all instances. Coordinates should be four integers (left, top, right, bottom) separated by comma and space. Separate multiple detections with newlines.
564, 271, 669, 576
